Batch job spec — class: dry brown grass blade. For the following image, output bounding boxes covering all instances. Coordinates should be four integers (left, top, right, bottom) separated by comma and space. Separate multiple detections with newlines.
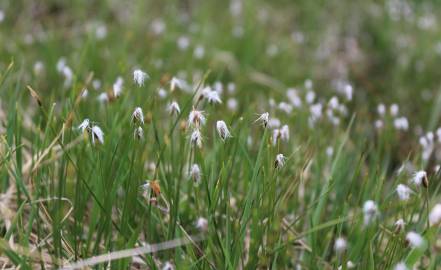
26, 85, 42, 107
59, 234, 205, 270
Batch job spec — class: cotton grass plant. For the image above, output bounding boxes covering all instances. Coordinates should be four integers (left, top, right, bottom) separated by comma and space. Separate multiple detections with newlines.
1, 1, 441, 269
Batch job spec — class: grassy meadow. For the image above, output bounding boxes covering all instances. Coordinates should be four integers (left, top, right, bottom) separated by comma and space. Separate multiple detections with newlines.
1, 0, 441, 269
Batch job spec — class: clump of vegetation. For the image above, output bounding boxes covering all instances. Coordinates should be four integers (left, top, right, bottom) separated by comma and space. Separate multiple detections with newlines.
1, 1, 441, 269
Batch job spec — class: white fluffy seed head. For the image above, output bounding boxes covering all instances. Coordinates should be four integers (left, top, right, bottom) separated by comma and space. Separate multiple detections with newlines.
405, 231, 425, 248
188, 109, 206, 128
113, 76, 124, 97
132, 107, 144, 125
190, 129, 203, 148
170, 77, 186, 91
396, 184, 412, 201
334, 237, 347, 253
162, 261, 175, 270
78, 118, 90, 133
275, 153, 286, 169
411, 170, 427, 187
394, 262, 408, 270
429, 204, 441, 226
363, 200, 378, 225
395, 219, 406, 232
190, 164, 201, 183
133, 69, 149, 87
91, 125, 104, 144
134, 126, 144, 140
167, 101, 181, 116
204, 89, 222, 104
256, 112, 269, 128
195, 217, 208, 231
216, 120, 231, 141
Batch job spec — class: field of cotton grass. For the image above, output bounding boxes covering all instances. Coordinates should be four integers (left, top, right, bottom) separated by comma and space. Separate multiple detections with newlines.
1, 0, 441, 269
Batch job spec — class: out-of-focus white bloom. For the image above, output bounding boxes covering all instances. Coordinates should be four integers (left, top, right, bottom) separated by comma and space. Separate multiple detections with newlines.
190, 129, 203, 148
326, 146, 334, 157
230, 0, 242, 17
61, 66, 73, 87
132, 107, 144, 125
429, 204, 441, 226
204, 88, 222, 104
227, 82, 236, 93
33, 61, 44, 76
97, 92, 109, 103
363, 200, 378, 225
390, 104, 399, 116
162, 261, 175, 270
134, 126, 144, 140
305, 79, 313, 90
167, 101, 181, 116
344, 84, 353, 101
377, 104, 386, 116
287, 88, 302, 108
395, 219, 405, 231
95, 25, 107, 40
411, 170, 427, 187
280, 125, 289, 141
133, 69, 149, 87
275, 153, 286, 169
158, 87, 167, 99
195, 217, 208, 231
177, 35, 190, 50
394, 262, 408, 270
194, 45, 205, 59
255, 112, 269, 128
151, 18, 166, 35
309, 103, 323, 123
334, 237, 347, 253
396, 184, 412, 201
272, 125, 289, 145
305, 90, 315, 104
92, 79, 101, 90
278, 102, 293, 114
328, 96, 339, 110
338, 261, 355, 270
78, 119, 90, 133
0, 10, 5, 23
227, 98, 238, 111
56, 57, 66, 72
266, 44, 279, 57
91, 125, 104, 144
216, 121, 232, 141
170, 77, 186, 91
268, 118, 280, 128
375, 119, 384, 130
405, 231, 425, 248
113, 76, 124, 97
190, 163, 201, 183
394, 117, 409, 131
188, 109, 206, 128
